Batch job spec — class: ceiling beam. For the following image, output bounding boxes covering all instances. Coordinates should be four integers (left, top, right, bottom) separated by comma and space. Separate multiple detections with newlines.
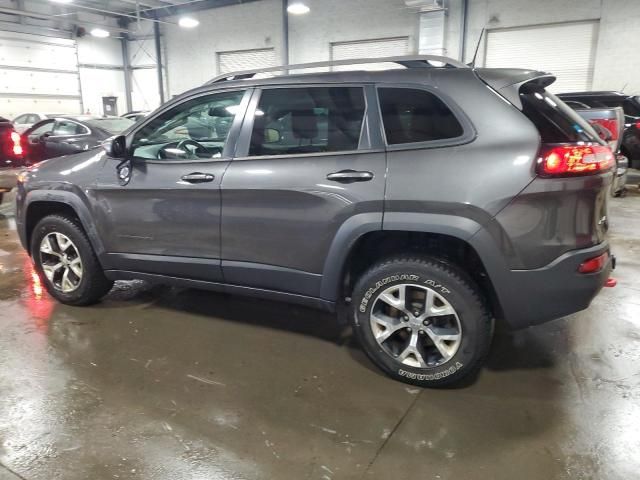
144, 0, 263, 19
0, 6, 130, 33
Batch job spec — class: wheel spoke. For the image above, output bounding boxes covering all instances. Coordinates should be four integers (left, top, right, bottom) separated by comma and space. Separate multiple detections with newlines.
425, 326, 461, 361
61, 268, 75, 292
40, 235, 61, 257
371, 313, 405, 343
69, 257, 83, 278
42, 262, 63, 281
56, 233, 72, 253
397, 331, 427, 368
377, 285, 410, 316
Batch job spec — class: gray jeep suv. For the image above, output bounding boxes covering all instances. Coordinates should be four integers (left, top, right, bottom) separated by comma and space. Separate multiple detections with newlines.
15, 56, 615, 387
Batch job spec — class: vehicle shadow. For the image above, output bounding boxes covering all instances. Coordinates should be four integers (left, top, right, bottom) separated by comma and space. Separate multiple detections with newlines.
103, 282, 564, 386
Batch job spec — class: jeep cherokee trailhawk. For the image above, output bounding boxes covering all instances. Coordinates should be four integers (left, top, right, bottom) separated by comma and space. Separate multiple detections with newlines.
15, 56, 615, 387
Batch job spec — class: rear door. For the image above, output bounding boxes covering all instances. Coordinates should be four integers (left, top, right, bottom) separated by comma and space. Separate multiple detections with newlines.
220, 85, 385, 298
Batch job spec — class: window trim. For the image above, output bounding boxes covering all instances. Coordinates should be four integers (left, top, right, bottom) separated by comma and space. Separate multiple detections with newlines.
234, 83, 373, 160
126, 88, 252, 164
375, 84, 476, 151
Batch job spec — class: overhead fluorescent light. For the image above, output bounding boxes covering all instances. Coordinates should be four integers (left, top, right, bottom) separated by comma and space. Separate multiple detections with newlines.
287, 2, 310, 14
90, 28, 110, 38
50, 0, 73, 4
179, 17, 199, 28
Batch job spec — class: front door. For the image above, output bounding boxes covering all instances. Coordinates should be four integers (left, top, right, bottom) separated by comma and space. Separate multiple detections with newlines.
25, 120, 55, 163
220, 85, 386, 298
92, 89, 250, 281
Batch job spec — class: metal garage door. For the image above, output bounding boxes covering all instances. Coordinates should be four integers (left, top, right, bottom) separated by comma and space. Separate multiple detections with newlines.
331, 37, 410, 71
484, 21, 598, 92
218, 48, 276, 75
0, 32, 82, 118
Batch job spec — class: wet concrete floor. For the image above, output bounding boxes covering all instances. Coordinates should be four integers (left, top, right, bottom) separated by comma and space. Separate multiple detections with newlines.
0, 189, 639, 480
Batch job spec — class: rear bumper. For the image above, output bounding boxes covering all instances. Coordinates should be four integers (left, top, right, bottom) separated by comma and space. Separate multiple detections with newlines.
496, 242, 612, 330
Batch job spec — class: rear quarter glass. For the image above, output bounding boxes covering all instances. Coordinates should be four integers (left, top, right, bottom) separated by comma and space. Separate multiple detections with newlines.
519, 87, 602, 144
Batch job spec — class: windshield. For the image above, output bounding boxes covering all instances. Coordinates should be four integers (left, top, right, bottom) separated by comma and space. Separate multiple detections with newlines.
86, 118, 134, 135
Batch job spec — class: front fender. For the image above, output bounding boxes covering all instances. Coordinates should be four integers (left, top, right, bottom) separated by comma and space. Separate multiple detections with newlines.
21, 189, 106, 258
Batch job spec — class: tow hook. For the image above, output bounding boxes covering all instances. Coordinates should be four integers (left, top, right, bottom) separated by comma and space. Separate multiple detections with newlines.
605, 278, 617, 288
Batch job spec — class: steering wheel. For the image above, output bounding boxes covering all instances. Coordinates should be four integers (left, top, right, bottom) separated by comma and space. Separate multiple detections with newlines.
157, 139, 208, 160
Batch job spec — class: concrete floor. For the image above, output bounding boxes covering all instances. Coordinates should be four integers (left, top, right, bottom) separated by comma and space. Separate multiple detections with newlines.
0, 190, 639, 480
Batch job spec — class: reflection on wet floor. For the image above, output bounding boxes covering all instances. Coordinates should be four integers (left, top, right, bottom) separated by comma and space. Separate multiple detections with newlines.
0, 189, 639, 479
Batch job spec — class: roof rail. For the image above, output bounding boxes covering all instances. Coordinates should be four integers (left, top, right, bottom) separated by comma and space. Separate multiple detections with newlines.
206, 54, 468, 84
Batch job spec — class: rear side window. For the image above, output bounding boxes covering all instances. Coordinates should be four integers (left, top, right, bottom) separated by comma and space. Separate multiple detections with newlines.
378, 88, 463, 145
53, 120, 88, 136
520, 87, 599, 143
249, 87, 365, 156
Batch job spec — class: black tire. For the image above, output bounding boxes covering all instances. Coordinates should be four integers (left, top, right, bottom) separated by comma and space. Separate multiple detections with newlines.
31, 214, 113, 305
350, 256, 493, 387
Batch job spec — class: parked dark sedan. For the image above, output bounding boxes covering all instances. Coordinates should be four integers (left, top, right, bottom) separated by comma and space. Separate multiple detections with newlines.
558, 91, 640, 169
22, 115, 134, 164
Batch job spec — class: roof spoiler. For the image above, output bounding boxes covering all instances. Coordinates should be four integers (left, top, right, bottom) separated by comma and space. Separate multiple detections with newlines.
474, 68, 556, 109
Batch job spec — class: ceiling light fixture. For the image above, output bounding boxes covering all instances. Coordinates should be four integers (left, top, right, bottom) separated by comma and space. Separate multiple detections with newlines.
287, 2, 310, 14
178, 17, 200, 28
90, 28, 110, 38
50, 0, 74, 4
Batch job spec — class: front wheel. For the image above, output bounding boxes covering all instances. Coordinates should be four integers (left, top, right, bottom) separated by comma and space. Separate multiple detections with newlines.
31, 214, 113, 305
350, 256, 493, 387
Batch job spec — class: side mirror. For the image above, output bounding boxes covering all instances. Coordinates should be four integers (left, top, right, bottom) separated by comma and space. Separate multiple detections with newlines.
264, 128, 281, 144
104, 135, 127, 158
39, 132, 51, 142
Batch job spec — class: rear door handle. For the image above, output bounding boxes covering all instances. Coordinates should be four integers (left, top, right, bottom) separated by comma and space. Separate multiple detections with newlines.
180, 172, 215, 183
326, 170, 374, 183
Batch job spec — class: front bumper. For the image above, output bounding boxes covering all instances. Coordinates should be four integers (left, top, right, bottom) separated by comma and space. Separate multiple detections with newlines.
497, 242, 613, 330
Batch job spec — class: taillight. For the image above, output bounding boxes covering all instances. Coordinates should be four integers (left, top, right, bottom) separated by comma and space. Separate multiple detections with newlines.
636, 120, 640, 130
578, 252, 609, 274
10, 131, 23, 156
537, 144, 614, 177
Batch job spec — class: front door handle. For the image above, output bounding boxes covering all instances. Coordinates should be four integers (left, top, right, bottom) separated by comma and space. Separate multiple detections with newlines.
326, 170, 374, 183
181, 172, 215, 183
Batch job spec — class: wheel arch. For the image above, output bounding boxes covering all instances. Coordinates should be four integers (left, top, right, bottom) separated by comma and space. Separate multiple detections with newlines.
23, 191, 105, 260
320, 212, 507, 323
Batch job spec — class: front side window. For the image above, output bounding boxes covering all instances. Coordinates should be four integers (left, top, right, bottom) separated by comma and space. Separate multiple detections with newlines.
14, 114, 29, 124
29, 121, 54, 137
248, 87, 365, 156
378, 88, 464, 145
53, 120, 88, 136
131, 90, 245, 160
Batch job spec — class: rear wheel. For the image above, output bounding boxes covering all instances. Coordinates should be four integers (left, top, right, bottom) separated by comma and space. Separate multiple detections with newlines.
31, 215, 113, 305
350, 256, 493, 387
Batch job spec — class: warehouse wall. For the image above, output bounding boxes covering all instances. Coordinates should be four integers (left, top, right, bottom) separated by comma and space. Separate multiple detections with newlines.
161, 0, 640, 97
455, 0, 640, 93
77, 37, 127, 116
163, 0, 283, 97
287, 0, 419, 64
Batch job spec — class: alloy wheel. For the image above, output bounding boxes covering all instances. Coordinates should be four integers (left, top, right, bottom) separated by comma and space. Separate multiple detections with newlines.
369, 283, 462, 368
39, 232, 83, 293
